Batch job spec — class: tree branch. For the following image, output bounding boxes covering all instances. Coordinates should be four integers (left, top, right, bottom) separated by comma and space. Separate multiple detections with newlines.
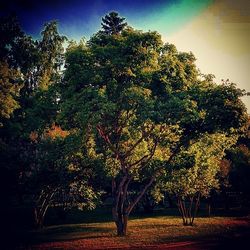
121, 177, 132, 213
124, 124, 155, 159
114, 175, 128, 213
126, 176, 155, 215
96, 124, 120, 157
128, 140, 158, 169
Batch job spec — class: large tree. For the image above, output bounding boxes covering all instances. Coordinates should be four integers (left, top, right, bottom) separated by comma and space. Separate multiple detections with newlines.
60, 14, 248, 236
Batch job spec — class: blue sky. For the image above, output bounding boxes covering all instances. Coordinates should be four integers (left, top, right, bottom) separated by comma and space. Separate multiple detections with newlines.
1, 0, 211, 40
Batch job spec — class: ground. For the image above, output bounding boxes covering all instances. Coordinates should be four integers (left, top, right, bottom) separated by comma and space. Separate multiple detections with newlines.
11, 212, 250, 250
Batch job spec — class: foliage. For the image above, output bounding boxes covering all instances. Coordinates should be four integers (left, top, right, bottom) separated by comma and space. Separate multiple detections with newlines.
226, 120, 250, 198
0, 17, 94, 229
0, 61, 22, 124
59, 12, 248, 235
0, 12, 248, 234
101, 12, 127, 35
0, 15, 24, 65
0, 15, 25, 125
165, 133, 237, 198
152, 133, 237, 225
24, 126, 100, 227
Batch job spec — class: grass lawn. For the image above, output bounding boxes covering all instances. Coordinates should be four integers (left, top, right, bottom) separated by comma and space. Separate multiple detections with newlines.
15, 210, 250, 250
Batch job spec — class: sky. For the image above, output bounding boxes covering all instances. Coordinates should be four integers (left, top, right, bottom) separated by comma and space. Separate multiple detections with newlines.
1, 0, 249, 111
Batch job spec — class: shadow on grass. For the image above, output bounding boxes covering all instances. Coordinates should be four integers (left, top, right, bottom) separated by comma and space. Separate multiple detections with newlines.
12, 206, 250, 249
44, 205, 250, 227
41, 224, 110, 234
45, 206, 114, 225
19, 224, 113, 246
22, 222, 186, 247
44, 205, 191, 225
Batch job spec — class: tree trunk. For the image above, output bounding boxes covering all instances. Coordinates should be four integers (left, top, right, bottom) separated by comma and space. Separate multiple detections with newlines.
34, 189, 55, 228
34, 204, 49, 228
112, 199, 129, 236
112, 175, 155, 236
114, 213, 128, 236
177, 194, 201, 226
112, 175, 129, 236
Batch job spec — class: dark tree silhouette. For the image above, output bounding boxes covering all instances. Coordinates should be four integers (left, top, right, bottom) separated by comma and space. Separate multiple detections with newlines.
101, 12, 127, 35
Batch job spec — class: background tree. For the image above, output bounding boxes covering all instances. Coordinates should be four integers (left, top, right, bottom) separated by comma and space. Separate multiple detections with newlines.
0, 15, 25, 124
101, 12, 127, 35
0, 17, 67, 231
226, 119, 250, 206
0, 61, 22, 125
23, 125, 100, 228
0, 15, 24, 65
0, 18, 66, 134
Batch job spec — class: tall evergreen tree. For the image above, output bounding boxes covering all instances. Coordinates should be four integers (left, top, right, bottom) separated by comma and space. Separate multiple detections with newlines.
101, 12, 127, 35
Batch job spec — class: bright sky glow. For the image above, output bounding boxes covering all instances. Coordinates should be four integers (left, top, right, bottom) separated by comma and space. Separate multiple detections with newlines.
166, 0, 250, 110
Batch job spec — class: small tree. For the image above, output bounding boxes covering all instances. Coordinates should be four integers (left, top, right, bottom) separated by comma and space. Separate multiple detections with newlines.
162, 133, 237, 226
25, 125, 100, 228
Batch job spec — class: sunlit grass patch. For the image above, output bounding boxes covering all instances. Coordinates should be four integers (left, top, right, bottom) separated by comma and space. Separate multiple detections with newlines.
24, 215, 250, 249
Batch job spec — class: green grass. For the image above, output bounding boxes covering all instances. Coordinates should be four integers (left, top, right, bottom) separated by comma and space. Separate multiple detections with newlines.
18, 212, 250, 249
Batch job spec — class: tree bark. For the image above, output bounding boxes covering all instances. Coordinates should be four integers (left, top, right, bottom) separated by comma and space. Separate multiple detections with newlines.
34, 189, 56, 228
177, 194, 200, 226
112, 175, 130, 236
112, 175, 155, 236
112, 196, 129, 236
114, 212, 128, 236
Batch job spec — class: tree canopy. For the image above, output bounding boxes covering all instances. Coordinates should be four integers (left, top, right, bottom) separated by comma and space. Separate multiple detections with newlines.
58, 14, 248, 235
0, 12, 248, 235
